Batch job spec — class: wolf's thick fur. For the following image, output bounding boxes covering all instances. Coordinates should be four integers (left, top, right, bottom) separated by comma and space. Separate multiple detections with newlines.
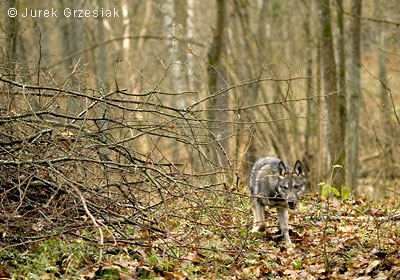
249, 157, 307, 243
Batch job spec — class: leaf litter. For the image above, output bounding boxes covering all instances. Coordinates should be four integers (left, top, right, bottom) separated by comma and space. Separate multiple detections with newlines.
1, 193, 399, 279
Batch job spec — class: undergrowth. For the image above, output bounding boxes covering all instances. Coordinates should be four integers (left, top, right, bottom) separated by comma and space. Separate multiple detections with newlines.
1, 192, 399, 279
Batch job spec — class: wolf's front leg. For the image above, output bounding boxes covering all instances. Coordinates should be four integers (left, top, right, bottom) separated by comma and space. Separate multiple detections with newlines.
277, 207, 291, 244
251, 199, 266, 232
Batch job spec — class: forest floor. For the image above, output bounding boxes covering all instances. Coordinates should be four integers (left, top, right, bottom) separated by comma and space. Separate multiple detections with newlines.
1, 188, 400, 279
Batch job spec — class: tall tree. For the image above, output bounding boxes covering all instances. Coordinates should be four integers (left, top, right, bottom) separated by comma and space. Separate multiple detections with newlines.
137, 0, 153, 52
161, 0, 185, 102
69, 0, 85, 112
302, 0, 319, 189
97, 0, 107, 116
207, 0, 228, 167
57, 0, 84, 113
345, 0, 362, 195
97, 0, 106, 87
207, 0, 226, 112
335, 0, 347, 151
36, 0, 50, 73
316, 0, 345, 187
4, 0, 18, 78
303, 0, 314, 155
186, 0, 196, 91
375, 2, 393, 179
173, 0, 188, 105
121, 0, 130, 60
58, 0, 72, 74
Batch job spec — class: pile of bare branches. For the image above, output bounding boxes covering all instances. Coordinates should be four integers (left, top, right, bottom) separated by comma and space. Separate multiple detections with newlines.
0, 73, 235, 249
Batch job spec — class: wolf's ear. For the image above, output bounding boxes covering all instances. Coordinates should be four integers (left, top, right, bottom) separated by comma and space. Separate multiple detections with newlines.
277, 161, 288, 176
294, 160, 305, 176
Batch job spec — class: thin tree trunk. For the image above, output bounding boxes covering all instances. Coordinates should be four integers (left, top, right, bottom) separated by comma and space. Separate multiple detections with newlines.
137, 0, 153, 51
121, 0, 130, 59
215, 51, 229, 168
37, 0, 50, 72
28, 18, 49, 111
345, 0, 362, 195
304, 2, 313, 154
96, 0, 110, 161
186, 0, 196, 91
174, 0, 188, 103
375, 1, 393, 180
5, 0, 18, 79
58, 0, 72, 75
316, 0, 345, 188
335, 0, 347, 157
161, 0, 185, 105
68, 0, 85, 113
336, 0, 347, 100
161, 0, 187, 163
302, 0, 318, 190
58, 0, 80, 113
71, 0, 84, 72
97, 0, 107, 113
207, 0, 226, 115
316, 40, 324, 189
207, 0, 227, 168
334, 0, 348, 194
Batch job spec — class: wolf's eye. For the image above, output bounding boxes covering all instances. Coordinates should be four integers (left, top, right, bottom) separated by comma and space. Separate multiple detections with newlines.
281, 185, 288, 190
294, 185, 300, 189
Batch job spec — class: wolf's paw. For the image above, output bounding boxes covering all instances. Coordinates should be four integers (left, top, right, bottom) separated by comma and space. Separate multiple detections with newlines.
283, 236, 292, 244
251, 224, 266, 233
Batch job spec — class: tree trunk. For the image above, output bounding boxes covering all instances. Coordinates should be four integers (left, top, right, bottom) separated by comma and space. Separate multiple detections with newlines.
302, 0, 318, 190
304, 3, 313, 154
161, 0, 185, 106
57, 0, 81, 113
335, 0, 348, 194
69, 0, 85, 113
58, 0, 72, 74
97, 0, 106, 88
174, 0, 188, 102
186, 0, 196, 91
37, 20, 49, 72
96, 0, 110, 160
335, 0, 347, 151
207, 0, 228, 168
375, 1, 393, 180
4, 0, 18, 78
137, 0, 153, 51
121, 0, 130, 59
207, 0, 226, 113
97, 0, 107, 114
316, 0, 345, 188
345, 0, 362, 195
316, 40, 324, 189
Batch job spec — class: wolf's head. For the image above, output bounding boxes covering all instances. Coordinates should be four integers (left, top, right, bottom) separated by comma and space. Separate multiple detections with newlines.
276, 160, 307, 210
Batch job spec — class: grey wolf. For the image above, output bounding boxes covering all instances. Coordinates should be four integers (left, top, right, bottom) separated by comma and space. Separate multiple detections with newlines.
249, 157, 307, 243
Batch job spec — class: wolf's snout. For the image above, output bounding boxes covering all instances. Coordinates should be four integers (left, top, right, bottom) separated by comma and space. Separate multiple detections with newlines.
288, 200, 296, 209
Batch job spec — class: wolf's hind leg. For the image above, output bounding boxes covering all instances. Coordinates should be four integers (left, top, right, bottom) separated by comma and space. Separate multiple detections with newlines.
251, 199, 266, 232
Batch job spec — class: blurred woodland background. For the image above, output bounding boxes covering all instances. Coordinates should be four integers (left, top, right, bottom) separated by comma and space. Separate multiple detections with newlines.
0, 0, 399, 269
